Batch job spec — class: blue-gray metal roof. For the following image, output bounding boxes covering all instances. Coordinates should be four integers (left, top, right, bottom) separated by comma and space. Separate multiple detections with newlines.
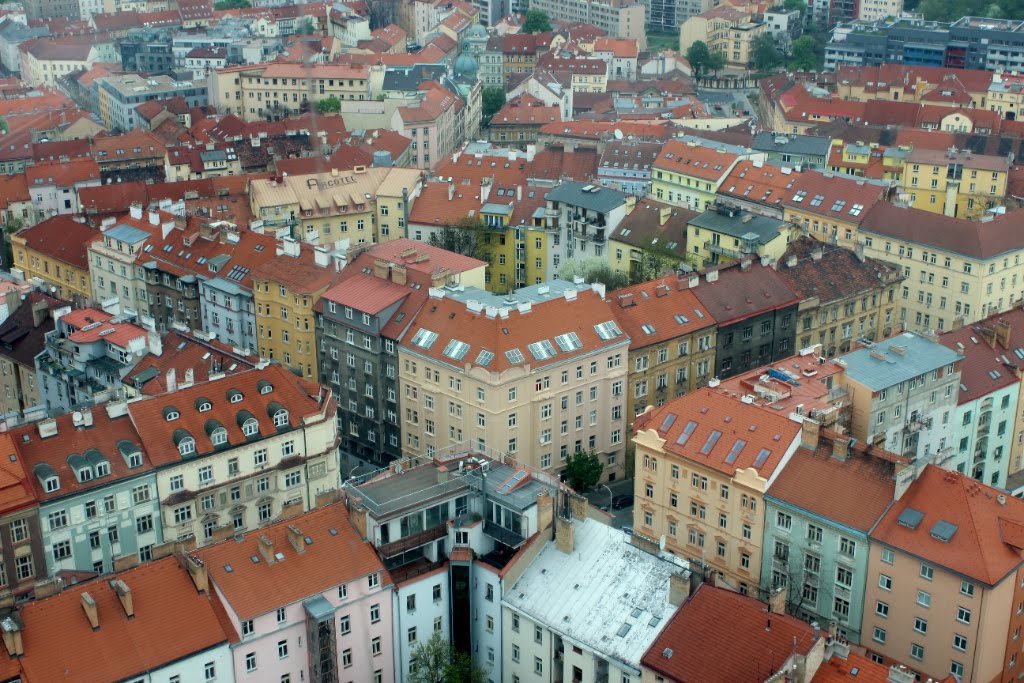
752, 132, 832, 158
546, 182, 628, 213
105, 224, 151, 244
838, 332, 963, 392
688, 209, 787, 244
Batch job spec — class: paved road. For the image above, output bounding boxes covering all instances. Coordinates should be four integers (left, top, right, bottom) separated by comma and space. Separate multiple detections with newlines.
585, 478, 635, 528
696, 88, 760, 119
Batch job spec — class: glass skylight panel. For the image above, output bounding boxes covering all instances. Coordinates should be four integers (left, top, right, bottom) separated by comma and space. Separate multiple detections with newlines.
810, 194, 825, 207
753, 448, 772, 468
555, 332, 583, 352
725, 439, 746, 464
675, 421, 698, 446
849, 203, 864, 216
475, 349, 495, 366
674, 314, 689, 324
659, 413, 677, 432
594, 320, 622, 340
528, 339, 557, 361
641, 324, 656, 335
505, 348, 525, 364
410, 328, 439, 349
831, 199, 846, 212
443, 339, 470, 361
700, 430, 722, 455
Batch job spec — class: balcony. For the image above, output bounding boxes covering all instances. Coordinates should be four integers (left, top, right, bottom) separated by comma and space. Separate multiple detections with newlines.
704, 241, 748, 260
377, 524, 447, 558
484, 521, 525, 548
905, 416, 932, 433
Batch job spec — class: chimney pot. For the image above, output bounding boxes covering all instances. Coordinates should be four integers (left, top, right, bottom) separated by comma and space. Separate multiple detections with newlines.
257, 535, 275, 564
286, 525, 305, 554
81, 592, 99, 630
112, 580, 134, 619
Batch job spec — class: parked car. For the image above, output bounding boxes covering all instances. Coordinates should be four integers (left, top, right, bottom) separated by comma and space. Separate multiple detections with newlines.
622, 526, 634, 536
611, 494, 634, 509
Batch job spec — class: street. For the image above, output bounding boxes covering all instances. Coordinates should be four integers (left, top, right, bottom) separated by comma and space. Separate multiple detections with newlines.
585, 477, 635, 529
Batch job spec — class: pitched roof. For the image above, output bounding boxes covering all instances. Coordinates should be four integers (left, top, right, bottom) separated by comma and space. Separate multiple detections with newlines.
126, 365, 328, 468
12, 407, 152, 502
634, 387, 802, 479
0, 291, 66, 369
871, 465, 1024, 586
608, 280, 715, 350
812, 649, 902, 683
777, 236, 903, 305
123, 329, 258, 395
491, 93, 561, 126
25, 158, 100, 188
687, 261, 801, 326
611, 198, 696, 254
14, 215, 99, 269
0, 432, 36, 515
718, 160, 801, 211
196, 503, 389, 621
250, 244, 342, 295
782, 170, 887, 222
767, 437, 897, 533
938, 324, 1019, 404
15, 556, 232, 682
653, 139, 740, 182
641, 583, 818, 682
859, 201, 1024, 260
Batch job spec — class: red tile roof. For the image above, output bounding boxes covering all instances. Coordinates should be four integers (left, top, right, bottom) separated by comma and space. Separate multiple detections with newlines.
14, 556, 232, 682
66, 312, 147, 348
12, 407, 151, 502
719, 160, 800, 211
813, 649, 901, 683
14, 215, 99, 269
0, 433, 36, 515
766, 437, 897, 532
19, 37, 94, 61
608, 280, 715, 350
126, 365, 329, 468
25, 157, 100, 188
491, 94, 561, 127
871, 465, 1024, 586
634, 387, 802, 479
653, 139, 740, 182
641, 583, 818, 682
124, 329, 258, 395
782, 170, 888, 222
352, 237, 485, 276
686, 261, 801, 326
938, 325, 1019, 405
250, 243, 343, 294
196, 503, 389, 621
777, 236, 903, 306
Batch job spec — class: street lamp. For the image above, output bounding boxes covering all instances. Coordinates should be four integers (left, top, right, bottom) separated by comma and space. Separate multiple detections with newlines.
599, 484, 613, 511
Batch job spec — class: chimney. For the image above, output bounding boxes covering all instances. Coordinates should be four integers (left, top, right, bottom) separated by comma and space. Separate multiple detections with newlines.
854, 241, 865, 263
555, 513, 574, 554
568, 493, 588, 520
166, 368, 176, 393
996, 320, 1012, 350
112, 579, 134, 618
768, 585, 787, 614
0, 616, 22, 658
286, 525, 305, 554
30, 298, 49, 328
447, 182, 455, 201
801, 418, 820, 449
391, 264, 408, 286
257, 535, 275, 564
668, 572, 689, 607
129, 203, 143, 220
81, 592, 99, 630
148, 211, 160, 226
373, 258, 389, 279
659, 206, 672, 226
785, 255, 797, 269
314, 246, 330, 268
833, 436, 852, 461
811, 248, 823, 261
894, 462, 914, 501
536, 491, 554, 532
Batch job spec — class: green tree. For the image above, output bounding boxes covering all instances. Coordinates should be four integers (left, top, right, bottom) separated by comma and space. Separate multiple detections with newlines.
427, 217, 485, 259
685, 40, 711, 80
564, 449, 604, 493
557, 257, 629, 290
782, 0, 807, 13
522, 10, 552, 33
707, 49, 726, 76
482, 86, 506, 119
297, 17, 315, 35
788, 35, 819, 71
408, 632, 487, 683
214, 0, 250, 8
752, 33, 783, 72
316, 96, 341, 114
629, 244, 680, 285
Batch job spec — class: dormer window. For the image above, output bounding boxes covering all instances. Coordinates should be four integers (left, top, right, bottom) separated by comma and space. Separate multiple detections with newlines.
163, 406, 180, 421
44, 476, 59, 493
257, 380, 273, 395
78, 469, 93, 482
211, 428, 228, 446
243, 418, 259, 436
196, 397, 213, 413
94, 461, 110, 477
178, 437, 196, 457
273, 409, 289, 427
227, 389, 243, 404
128, 453, 142, 468
117, 440, 143, 469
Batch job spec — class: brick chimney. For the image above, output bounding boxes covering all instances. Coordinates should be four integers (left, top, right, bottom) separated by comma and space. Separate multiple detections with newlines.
668, 572, 689, 607
0, 616, 23, 657
286, 525, 305, 554
257, 535, 275, 564
555, 513, 574, 554
112, 579, 134, 618
801, 418, 820, 449
536, 491, 554, 532
81, 592, 99, 630
768, 585, 787, 614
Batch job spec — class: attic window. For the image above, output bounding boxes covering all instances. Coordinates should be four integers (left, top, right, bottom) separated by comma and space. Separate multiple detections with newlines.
752, 448, 771, 468
196, 398, 212, 412
505, 348, 525, 365
443, 339, 471, 361
411, 328, 439, 349
227, 389, 244, 404
810, 194, 825, 207
554, 332, 582, 352
258, 380, 273, 394
830, 199, 846, 212
700, 430, 722, 454
164, 407, 180, 421
475, 349, 495, 366
272, 409, 289, 427
594, 320, 622, 340
641, 324, 656, 335
849, 203, 864, 216
674, 314, 689, 324
528, 339, 557, 361
44, 476, 59, 492
792, 190, 807, 202
675, 420, 698, 446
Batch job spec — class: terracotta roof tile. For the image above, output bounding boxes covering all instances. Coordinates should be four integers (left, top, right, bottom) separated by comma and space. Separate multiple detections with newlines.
871, 465, 1024, 586
782, 170, 887, 221
25, 158, 100, 188
687, 261, 801, 326
634, 387, 802, 479
196, 503, 389, 621
718, 160, 800, 210
812, 650, 900, 683
608, 280, 715, 350
124, 329, 258, 395
15, 556, 232, 681
653, 139, 740, 182
126, 365, 328, 468
641, 583, 818, 682
250, 243, 343, 294
491, 94, 561, 127
0, 432, 36, 515
777, 236, 903, 305
14, 215, 99, 269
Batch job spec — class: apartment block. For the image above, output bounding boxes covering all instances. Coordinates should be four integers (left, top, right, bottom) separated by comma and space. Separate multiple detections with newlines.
898, 147, 1009, 219
126, 365, 337, 546
679, 5, 768, 69
15, 405, 162, 577
777, 236, 903, 357
525, 0, 646, 46
397, 280, 629, 480
209, 62, 373, 122
95, 72, 208, 132
858, 202, 1024, 332
632, 387, 803, 596
0, 292, 69, 419
315, 240, 486, 467
248, 166, 422, 247
607, 279, 717, 421
87, 207, 164, 316
652, 140, 746, 212
0, 432, 46, 599
687, 206, 795, 268
545, 182, 634, 278
781, 171, 888, 249
196, 503, 394, 683
862, 466, 1024, 682
762, 425, 902, 644
836, 331, 963, 467
11, 216, 97, 306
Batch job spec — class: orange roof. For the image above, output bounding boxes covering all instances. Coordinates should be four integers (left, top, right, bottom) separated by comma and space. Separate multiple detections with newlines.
0, 433, 36, 515
126, 365, 328, 468
92, 129, 165, 160
634, 387, 802, 479
642, 583, 818, 682
783, 170, 887, 222
60, 307, 112, 329
491, 94, 561, 126
12, 408, 152, 502
124, 329, 258, 395
25, 157, 100, 188
196, 503, 389, 621
593, 37, 639, 58
14, 215, 98, 269
813, 649, 898, 683
64, 308, 146, 347
400, 286, 628, 374
408, 181, 485, 226
871, 465, 1024, 586
359, 237, 486, 276
15, 556, 232, 682
608, 280, 715, 350
250, 243, 342, 294
653, 139, 740, 182
719, 160, 801, 209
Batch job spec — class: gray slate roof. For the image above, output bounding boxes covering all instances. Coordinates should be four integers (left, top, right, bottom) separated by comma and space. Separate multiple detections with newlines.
752, 132, 832, 158
546, 181, 628, 213
838, 331, 963, 391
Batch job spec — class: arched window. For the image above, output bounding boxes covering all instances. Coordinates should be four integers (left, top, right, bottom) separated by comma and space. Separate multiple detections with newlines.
197, 401, 212, 412
178, 437, 196, 457
211, 428, 228, 446
242, 418, 259, 436
273, 409, 289, 427
164, 408, 180, 421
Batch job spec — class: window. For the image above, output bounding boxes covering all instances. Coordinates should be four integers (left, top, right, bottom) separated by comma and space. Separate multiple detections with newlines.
917, 590, 931, 608
370, 603, 380, 622
836, 566, 853, 586
277, 607, 286, 623
839, 537, 856, 557
342, 649, 352, 667
881, 548, 894, 564
873, 627, 886, 643
408, 626, 417, 644
534, 657, 543, 675
807, 524, 822, 543
371, 636, 382, 655
956, 606, 971, 624
48, 510, 67, 530
960, 580, 974, 597
52, 540, 71, 561
953, 633, 967, 651
910, 643, 924, 661
339, 614, 351, 635
920, 563, 934, 580
777, 512, 792, 529
913, 617, 927, 634
245, 653, 257, 672
278, 640, 289, 659
879, 574, 892, 590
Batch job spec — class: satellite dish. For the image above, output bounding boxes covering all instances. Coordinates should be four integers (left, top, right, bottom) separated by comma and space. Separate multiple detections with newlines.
613, 129, 623, 140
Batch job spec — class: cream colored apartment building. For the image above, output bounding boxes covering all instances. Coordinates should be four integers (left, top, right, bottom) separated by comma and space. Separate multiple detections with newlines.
208, 62, 374, 122
632, 387, 802, 596
898, 147, 1008, 219
248, 166, 423, 246
397, 281, 630, 481
128, 366, 338, 546
859, 202, 1024, 332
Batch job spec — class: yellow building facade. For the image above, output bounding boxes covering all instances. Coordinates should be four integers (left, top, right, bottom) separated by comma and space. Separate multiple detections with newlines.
11, 216, 96, 306
899, 148, 1008, 219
